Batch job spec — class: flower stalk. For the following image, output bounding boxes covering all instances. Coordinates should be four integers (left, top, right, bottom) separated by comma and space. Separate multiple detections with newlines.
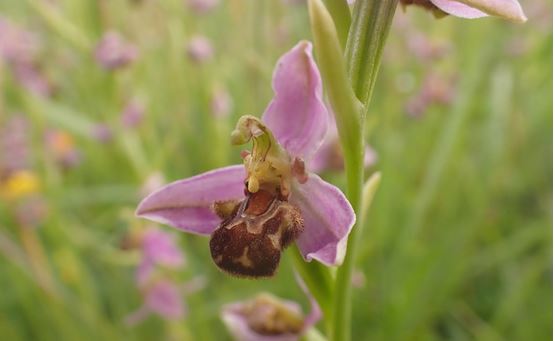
346, 0, 399, 108
309, 0, 396, 340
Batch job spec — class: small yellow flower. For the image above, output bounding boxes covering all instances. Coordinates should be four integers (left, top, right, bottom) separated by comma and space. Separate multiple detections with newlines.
0, 170, 40, 199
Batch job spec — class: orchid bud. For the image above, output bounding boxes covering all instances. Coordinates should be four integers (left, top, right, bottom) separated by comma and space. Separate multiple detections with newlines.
222, 293, 307, 341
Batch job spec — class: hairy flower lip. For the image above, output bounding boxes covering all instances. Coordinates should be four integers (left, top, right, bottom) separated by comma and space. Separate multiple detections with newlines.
136, 41, 356, 268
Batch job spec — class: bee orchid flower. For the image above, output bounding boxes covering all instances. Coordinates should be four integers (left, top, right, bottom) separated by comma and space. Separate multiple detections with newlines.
136, 41, 355, 278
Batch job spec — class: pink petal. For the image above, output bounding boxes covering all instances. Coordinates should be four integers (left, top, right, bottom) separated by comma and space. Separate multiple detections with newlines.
431, 0, 527, 21
262, 41, 328, 161
430, 0, 488, 18
136, 165, 245, 235
146, 280, 185, 319
291, 173, 355, 266
459, 0, 526, 21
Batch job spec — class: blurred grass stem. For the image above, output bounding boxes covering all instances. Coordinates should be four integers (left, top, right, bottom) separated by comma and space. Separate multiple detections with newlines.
18, 227, 58, 297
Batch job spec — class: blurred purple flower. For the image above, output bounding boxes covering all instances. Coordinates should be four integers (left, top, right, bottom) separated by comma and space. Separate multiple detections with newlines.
401, 0, 527, 22
310, 113, 377, 173
211, 86, 233, 118
405, 73, 456, 118
136, 228, 185, 285
136, 41, 355, 277
125, 279, 185, 325
0, 18, 53, 97
94, 31, 138, 70
221, 290, 320, 341
351, 269, 366, 288
90, 123, 113, 143
12, 63, 54, 97
0, 17, 38, 64
405, 32, 450, 62
126, 228, 191, 325
0, 115, 31, 176
186, 0, 220, 14
121, 99, 145, 128
186, 35, 214, 63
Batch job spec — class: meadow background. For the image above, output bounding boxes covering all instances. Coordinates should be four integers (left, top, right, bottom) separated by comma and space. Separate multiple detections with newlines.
0, 0, 552, 340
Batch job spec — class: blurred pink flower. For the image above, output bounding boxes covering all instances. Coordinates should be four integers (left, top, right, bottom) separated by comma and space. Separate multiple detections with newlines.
94, 31, 138, 70
121, 99, 145, 129
0, 18, 53, 97
186, 35, 214, 63
211, 86, 233, 118
310, 113, 377, 173
136, 228, 185, 285
0, 115, 31, 176
90, 123, 113, 143
405, 73, 456, 118
125, 279, 185, 325
186, 0, 220, 14
126, 228, 192, 325
12, 63, 54, 97
0, 17, 38, 64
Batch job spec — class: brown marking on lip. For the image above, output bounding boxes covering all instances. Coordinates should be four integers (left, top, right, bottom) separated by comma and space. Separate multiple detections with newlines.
209, 189, 303, 278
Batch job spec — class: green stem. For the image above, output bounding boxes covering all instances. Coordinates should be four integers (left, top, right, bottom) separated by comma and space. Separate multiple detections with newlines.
346, 0, 398, 107
331, 143, 363, 341
308, 0, 397, 339
323, 0, 352, 48
334, 1, 398, 340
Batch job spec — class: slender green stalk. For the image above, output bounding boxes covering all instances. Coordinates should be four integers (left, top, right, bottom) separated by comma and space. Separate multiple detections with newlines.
346, 0, 398, 107
307, 2, 365, 339
332, 1, 397, 340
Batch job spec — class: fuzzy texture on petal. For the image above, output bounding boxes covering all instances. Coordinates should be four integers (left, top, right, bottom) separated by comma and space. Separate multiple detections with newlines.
291, 173, 355, 266
136, 165, 245, 235
262, 41, 328, 161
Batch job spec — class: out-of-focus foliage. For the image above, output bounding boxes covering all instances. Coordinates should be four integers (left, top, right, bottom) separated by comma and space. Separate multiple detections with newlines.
0, 0, 551, 340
